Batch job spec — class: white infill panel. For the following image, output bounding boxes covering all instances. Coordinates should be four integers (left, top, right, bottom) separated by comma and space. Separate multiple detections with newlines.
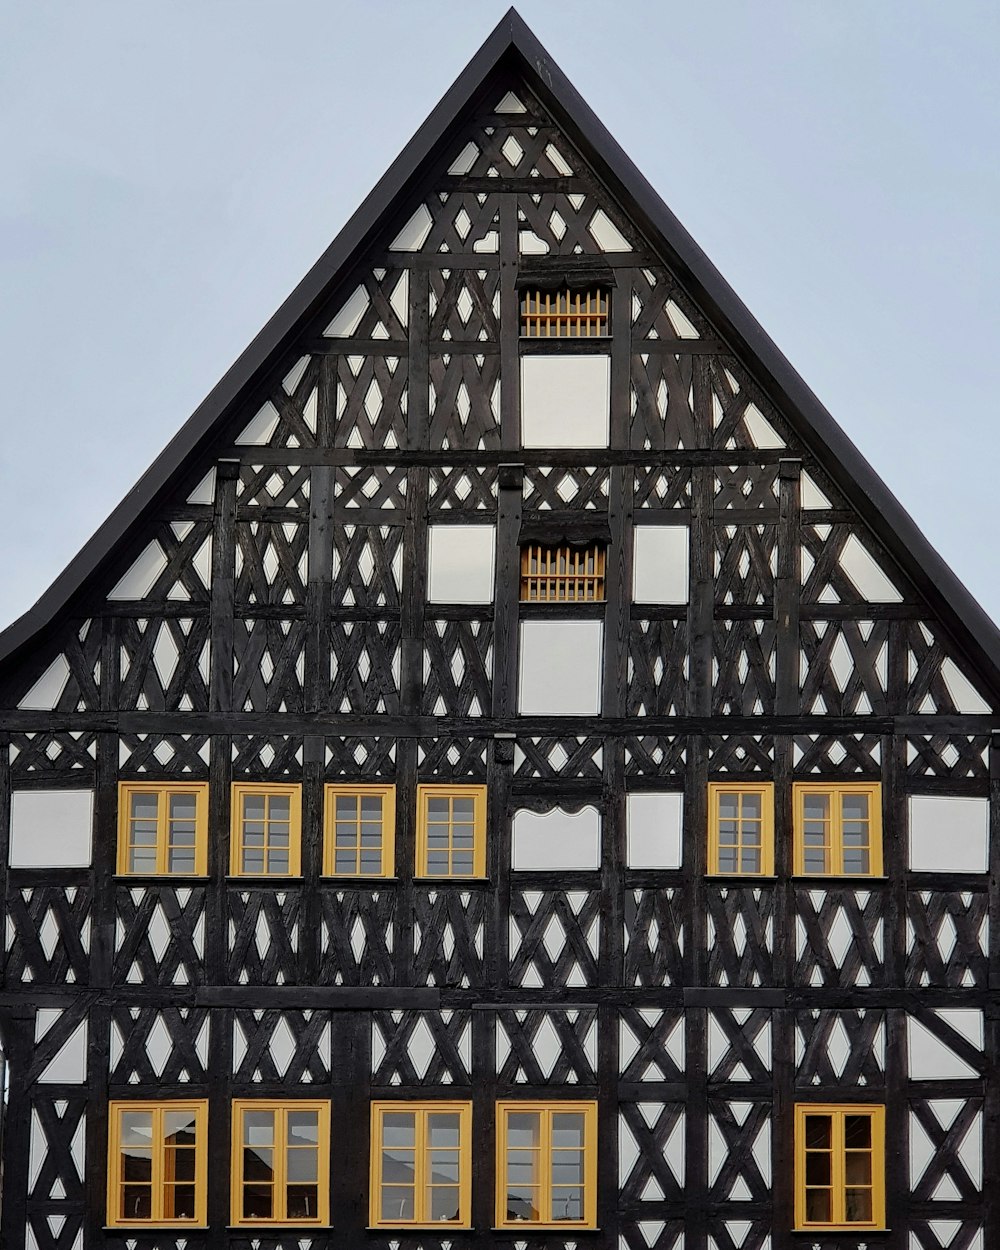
10, 789, 94, 867
512, 807, 601, 870
520, 355, 610, 448
519, 619, 603, 715
626, 792, 684, 868
427, 525, 496, 603
908, 795, 989, 872
632, 526, 689, 604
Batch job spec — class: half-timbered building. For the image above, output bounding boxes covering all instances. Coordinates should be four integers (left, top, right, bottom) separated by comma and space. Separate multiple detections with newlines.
0, 11, 996, 1250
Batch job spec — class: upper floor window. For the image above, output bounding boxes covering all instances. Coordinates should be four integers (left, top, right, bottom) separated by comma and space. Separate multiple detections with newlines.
793, 783, 883, 876
324, 784, 396, 877
231, 1100, 330, 1226
495, 1100, 597, 1229
416, 784, 487, 878
370, 1100, 472, 1228
794, 1103, 885, 1231
117, 783, 208, 876
520, 287, 609, 337
230, 784, 302, 877
708, 782, 774, 876
107, 1099, 207, 1227
520, 541, 606, 602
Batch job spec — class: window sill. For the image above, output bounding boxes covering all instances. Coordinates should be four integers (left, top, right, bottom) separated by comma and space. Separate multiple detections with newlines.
791, 873, 887, 881
495, 1223, 599, 1232
105, 1225, 206, 1232
413, 875, 491, 885
113, 873, 207, 882
225, 874, 304, 883
706, 872, 775, 880
369, 1224, 471, 1232
321, 874, 398, 882
229, 1224, 328, 1231
793, 1227, 887, 1235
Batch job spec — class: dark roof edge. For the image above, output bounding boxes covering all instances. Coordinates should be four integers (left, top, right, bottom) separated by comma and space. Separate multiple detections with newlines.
3, 7, 999, 696
505, 12, 1000, 693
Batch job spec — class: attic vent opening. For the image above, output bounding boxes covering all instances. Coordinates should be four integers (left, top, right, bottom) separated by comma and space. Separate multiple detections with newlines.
520, 287, 609, 337
520, 540, 606, 602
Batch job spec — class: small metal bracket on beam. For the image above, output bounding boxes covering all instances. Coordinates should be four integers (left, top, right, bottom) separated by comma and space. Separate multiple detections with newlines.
493, 731, 517, 765
498, 463, 524, 491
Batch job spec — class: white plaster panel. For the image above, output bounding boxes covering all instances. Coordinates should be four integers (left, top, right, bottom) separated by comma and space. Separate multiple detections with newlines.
626, 792, 684, 868
908, 795, 988, 873
427, 525, 495, 603
519, 620, 603, 715
10, 789, 94, 867
512, 806, 601, 870
520, 355, 610, 448
632, 526, 689, 604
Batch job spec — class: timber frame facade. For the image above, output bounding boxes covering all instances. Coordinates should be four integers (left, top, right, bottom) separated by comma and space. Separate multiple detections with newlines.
0, 11, 997, 1250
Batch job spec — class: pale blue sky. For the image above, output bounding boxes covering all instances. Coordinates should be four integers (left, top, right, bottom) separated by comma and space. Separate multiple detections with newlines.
2, 1, 999, 629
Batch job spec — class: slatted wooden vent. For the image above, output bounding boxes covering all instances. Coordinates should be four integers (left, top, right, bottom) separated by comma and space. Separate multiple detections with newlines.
520, 542, 606, 601
520, 288, 609, 337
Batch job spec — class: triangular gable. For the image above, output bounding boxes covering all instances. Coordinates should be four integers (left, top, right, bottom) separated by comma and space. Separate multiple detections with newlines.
1, 8, 999, 712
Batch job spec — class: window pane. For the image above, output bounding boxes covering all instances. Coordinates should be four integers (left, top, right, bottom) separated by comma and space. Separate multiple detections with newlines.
718, 795, 739, 820
845, 1151, 872, 1185
505, 1186, 540, 1222
428, 1114, 460, 1148
382, 1113, 415, 1148
426, 799, 450, 817
551, 1113, 585, 1148
168, 848, 196, 873
845, 1188, 873, 1221
336, 797, 358, 818
740, 850, 761, 874
844, 1116, 872, 1148
335, 851, 358, 873
128, 848, 158, 873
243, 1146, 274, 1183
452, 799, 475, 819
805, 1153, 831, 1185
131, 794, 159, 820
169, 795, 197, 821
121, 1149, 152, 1183
243, 1184, 273, 1219
287, 1183, 318, 1219
718, 849, 738, 872
742, 794, 761, 819
804, 1116, 831, 1149
805, 1189, 831, 1222
269, 796, 290, 821
430, 1186, 460, 1221
267, 851, 290, 874
244, 1111, 275, 1146
381, 1186, 414, 1221
287, 1151, 318, 1182
243, 795, 266, 820
804, 795, 830, 820
287, 1112, 319, 1146
361, 796, 382, 816
164, 1183, 196, 1220
507, 1113, 540, 1149
551, 1188, 583, 1220
842, 849, 869, 874
842, 794, 869, 820
120, 1111, 154, 1146
130, 821, 158, 845
121, 1185, 152, 1220
551, 1157, 584, 1185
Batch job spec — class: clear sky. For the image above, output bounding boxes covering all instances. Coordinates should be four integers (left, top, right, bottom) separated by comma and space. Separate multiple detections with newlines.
2, 1, 999, 631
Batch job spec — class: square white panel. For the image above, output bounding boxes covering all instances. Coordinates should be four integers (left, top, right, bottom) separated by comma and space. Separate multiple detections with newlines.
908, 795, 988, 872
10, 789, 94, 867
520, 354, 610, 448
633, 526, 689, 604
626, 792, 684, 868
519, 619, 603, 715
427, 525, 495, 603
512, 806, 601, 870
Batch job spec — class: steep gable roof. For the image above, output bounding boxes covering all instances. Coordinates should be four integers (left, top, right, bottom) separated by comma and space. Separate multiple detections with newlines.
3, 7, 999, 698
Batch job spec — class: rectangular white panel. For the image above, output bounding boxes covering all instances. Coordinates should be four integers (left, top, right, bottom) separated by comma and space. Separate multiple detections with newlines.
427, 525, 496, 603
626, 792, 684, 868
520, 354, 610, 448
512, 806, 601, 869
10, 789, 94, 867
633, 526, 689, 604
908, 794, 988, 872
519, 619, 603, 715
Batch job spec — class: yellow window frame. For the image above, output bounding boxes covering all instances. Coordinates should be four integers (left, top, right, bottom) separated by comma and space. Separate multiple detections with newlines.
229, 782, 303, 877
323, 783, 396, 878
107, 1099, 208, 1228
369, 1100, 472, 1229
794, 1103, 886, 1231
495, 1100, 598, 1230
708, 782, 775, 876
415, 784, 487, 879
793, 782, 883, 877
116, 782, 209, 877
230, 1099, 330, 1227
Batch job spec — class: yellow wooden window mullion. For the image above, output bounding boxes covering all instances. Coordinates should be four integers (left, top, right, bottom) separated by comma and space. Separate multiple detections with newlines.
540, 1109, 553, 1224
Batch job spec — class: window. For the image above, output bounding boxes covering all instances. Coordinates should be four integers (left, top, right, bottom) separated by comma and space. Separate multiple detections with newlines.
520, 542, 606, 602
416, 784, 487, 878
793, 783, 883, 876
107, 1100, 207, 1227
708, 783, 775, 876
230, 784, 302, 877
117, 783, 208, 876
370, 1101, 472, 1228
324, 784, 396, 877
231, 1101, 330, 1226
794, 1104, 885, 1231
496, 1101, 597, 1229
520, 288, 609, 337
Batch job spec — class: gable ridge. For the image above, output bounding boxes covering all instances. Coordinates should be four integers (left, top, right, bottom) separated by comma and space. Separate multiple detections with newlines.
2, 7, 998, 702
